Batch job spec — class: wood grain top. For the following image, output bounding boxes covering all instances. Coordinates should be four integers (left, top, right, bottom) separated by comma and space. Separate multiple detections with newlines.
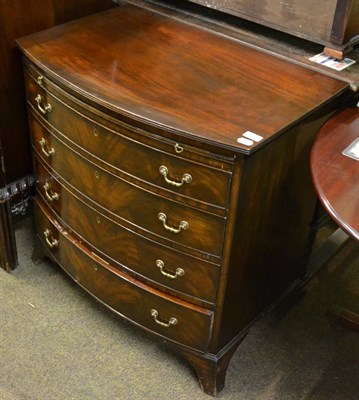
17, 1, 349, 153
311, 106, 359, 241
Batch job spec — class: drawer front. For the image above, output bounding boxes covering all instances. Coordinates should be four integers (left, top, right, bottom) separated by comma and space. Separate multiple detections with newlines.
31, 117, 226, 257
35, 200, 213, 352
35, 161, 220, 304
25, 68, 232, 208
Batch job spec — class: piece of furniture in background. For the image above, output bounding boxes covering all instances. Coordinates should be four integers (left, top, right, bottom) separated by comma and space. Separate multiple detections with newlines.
0, 0, 115, 272
17, 1, 359, 395
311, 106, 359, 242
184, 0, 359, 59
311, 105, 359, 330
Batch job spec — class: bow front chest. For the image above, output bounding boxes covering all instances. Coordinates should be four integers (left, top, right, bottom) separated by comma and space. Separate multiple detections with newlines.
17, 0, 354, 395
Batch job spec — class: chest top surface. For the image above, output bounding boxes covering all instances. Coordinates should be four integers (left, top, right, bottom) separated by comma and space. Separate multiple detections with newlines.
17, 1, 348, 153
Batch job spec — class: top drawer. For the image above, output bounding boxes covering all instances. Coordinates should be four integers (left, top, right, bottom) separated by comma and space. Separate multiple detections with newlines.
24, 64, 233, 209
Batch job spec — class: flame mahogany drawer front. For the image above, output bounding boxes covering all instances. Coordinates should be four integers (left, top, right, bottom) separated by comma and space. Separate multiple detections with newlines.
18, 2, 351, 395
30, 113, 226, 257
24, 65, 233, 210
34, 159, 220, 305
35, 199, 213, 351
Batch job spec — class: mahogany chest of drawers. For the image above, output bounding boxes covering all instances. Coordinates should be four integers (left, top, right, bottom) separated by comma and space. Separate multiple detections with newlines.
17, 0, 356, 395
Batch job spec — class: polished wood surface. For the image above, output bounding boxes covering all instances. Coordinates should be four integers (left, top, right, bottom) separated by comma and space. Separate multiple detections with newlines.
0, 0, 114, 187
24, 65, 232, 209
0, 0, 114, 271
311, 106, 359, 335
35, 159, 220, 305
311, 106, 359, 241
0, 1, 52, 187
17, 3, 348, 153
18, 1, 356, 395
34, 199, 214, 352
30, 125, 226, 256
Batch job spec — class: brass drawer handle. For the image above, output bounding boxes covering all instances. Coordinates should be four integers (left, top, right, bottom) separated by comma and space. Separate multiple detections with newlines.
150, 309, 178, 328
174, 143, 184, 153
158, 212, 189, 234
37, 75, 44, 86
39, 138, 55, 157
156, 259, 185, 279
43, 182, 60, 202
35, 94, 52, 115
44, 229, 59, 248
159, 165, 192, 187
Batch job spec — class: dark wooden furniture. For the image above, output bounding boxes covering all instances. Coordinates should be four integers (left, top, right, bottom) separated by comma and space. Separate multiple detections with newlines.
311, 106, 359, 241
0, 0, 114, 272
185, 0, 359, 59
311, 105, 359, 331
16, 0, 359, 396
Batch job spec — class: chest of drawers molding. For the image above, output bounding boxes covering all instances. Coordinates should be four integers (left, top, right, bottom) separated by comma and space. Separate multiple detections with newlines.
35, 198, 215, 352
25, 62, 234, 192
18, 2, 351, 396
35, 155, 221, 306
32, 123, 227, 256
